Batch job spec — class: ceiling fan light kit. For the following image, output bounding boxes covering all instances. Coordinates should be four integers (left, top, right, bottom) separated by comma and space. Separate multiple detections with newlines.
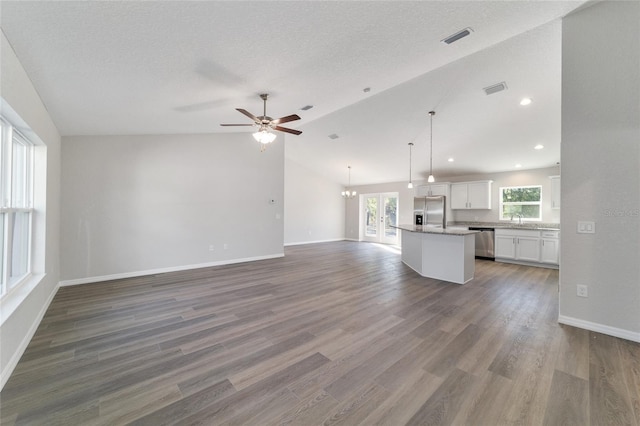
220, 93, 302, 150
253, 128, 277, 144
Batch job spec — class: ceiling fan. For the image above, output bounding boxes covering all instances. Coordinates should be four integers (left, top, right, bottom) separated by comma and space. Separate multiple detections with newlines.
220, 94, 302, 146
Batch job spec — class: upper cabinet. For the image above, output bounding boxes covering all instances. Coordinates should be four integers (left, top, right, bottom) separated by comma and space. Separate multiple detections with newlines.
550, 176, 560, 209
450, 181, 492, 209
416, 183, 448, 197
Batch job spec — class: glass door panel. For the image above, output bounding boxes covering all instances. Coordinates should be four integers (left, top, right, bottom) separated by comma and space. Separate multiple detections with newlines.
362, 192, 398, 245
382, 195, 398, 244
364, 196, 378, 240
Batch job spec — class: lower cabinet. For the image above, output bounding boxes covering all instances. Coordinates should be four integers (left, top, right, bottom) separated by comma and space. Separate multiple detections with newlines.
495, 230, 540, 262
495, 235, 516, 259
540, 231, 560, 264
495, 229, 559, 267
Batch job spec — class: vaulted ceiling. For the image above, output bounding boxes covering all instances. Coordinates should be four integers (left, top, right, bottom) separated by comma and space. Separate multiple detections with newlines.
1, 1, 588, 185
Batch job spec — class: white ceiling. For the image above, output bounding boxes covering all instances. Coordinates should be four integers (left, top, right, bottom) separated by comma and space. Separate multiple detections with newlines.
0, 1, 587, 186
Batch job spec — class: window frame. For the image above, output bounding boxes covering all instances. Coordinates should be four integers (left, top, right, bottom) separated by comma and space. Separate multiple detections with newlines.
499, 185, 542, 222
0, 116, 35, 297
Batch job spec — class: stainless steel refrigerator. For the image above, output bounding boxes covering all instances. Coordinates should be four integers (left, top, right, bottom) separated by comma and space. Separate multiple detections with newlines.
413, 196, 446, 228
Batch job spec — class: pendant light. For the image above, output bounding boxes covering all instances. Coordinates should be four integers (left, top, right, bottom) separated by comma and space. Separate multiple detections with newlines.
341, 166, 357, 199
407, 142, 414, 189
428, 111, 435, 183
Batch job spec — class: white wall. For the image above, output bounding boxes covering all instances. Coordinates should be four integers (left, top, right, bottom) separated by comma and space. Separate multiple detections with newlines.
0, 32, 62, 387
559, 1, 640, 341
443, 166, 561, 224
61, 133, 284, 282
345, 181, 416, 241
344, 166, 560, 242
284, 157, 345, 245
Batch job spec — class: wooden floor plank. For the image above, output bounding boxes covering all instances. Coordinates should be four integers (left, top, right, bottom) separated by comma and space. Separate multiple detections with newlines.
542, 369, 589, 426
617, 338, 640, 424
405, 368, 476, 426
590, 332, 638, 426
0, 241, 638, 425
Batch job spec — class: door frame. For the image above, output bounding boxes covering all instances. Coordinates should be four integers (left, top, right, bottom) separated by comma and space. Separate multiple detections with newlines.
359, 192, 399, 245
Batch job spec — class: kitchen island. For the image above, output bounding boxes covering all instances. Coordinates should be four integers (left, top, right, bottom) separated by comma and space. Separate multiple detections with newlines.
393, 225, 479, 284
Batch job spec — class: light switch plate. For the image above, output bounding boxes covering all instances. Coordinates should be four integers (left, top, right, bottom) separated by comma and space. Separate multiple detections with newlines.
577, 221, 595, 234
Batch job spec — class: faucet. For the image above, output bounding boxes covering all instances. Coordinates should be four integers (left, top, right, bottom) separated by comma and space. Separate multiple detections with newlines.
516, 214, 523, 225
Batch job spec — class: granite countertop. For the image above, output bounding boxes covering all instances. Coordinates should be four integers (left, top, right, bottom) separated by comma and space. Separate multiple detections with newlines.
393, 225, 479, 236
450, 221, 560, 231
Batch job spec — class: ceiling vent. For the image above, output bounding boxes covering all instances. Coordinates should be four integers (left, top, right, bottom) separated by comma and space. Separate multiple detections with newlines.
328, 134, 339, 140
441, 27, 473, 44
300, 105, 313, 111
483, 82, 508, 95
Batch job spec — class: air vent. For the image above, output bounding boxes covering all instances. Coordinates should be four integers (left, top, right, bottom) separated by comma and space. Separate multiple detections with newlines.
300, 105, 313, 111
328, 134, 339, 140
441, 27, 473, 44
483, 82, 508, 95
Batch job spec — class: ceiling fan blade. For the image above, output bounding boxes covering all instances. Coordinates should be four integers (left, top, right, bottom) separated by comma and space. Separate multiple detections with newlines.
271, 114, 301, 125
236, 108, 259, 122
220, 123, 255, 127
274, 126, 302, 135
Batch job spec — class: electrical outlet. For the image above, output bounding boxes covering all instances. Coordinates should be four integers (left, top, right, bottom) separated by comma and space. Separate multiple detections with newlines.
209, 245, 214, 251
224, 243, 228, 250
577, 285, 588, 298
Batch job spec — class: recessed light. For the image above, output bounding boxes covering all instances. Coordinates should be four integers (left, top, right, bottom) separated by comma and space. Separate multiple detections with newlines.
515, 164, 522, 168
534, 144, 544, 150
448, 157, 454, 162
520, 98, 532, 106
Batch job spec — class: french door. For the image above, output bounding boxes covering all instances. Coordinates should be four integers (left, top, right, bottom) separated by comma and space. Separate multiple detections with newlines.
363, 192, 398, 245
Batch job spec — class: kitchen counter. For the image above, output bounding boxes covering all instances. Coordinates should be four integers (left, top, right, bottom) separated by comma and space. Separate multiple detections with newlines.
393, 225, 476, 284
450, 221, 560, 231
393, 224, 480, 236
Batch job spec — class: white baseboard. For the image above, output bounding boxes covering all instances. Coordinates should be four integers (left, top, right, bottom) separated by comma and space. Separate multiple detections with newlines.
284, 238, 345, 247
1, 281, 59, 390
558, 315, 640, 343
495, 258, 559, 270
59, 253, 284, 287
344, 238, 360, 242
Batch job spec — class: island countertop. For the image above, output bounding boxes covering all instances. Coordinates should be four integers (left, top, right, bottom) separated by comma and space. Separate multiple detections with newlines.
394, 225, 477, 284
392, 224, 479, 236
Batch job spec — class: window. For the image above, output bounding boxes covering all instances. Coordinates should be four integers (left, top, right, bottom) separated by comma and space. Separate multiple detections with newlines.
500, 186, 542, 221
1, 116, 34, 297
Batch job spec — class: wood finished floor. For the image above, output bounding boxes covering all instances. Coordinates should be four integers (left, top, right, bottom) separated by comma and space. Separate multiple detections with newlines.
1, 241, 639, 425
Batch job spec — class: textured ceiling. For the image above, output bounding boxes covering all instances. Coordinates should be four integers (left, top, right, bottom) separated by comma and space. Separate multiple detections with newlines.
0, 1, 588, 185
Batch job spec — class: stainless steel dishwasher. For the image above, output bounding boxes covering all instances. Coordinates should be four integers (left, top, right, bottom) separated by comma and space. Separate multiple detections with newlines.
468, 227, 495, 260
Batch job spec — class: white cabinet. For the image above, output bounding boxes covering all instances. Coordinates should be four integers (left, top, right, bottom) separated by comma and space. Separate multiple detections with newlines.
540, 230, 560, 264
550, 176, 560, 209
495, 235, 516, 258
517, 236, 541, 262
416, 183, 448, 197
495, 228, 559, 267
495, 229, 540, 262
450, 181, 492, 209
450, 184, 468, 209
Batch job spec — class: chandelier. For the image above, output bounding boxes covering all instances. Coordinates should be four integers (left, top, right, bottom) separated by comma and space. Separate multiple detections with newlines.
341, 166, 357, 199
